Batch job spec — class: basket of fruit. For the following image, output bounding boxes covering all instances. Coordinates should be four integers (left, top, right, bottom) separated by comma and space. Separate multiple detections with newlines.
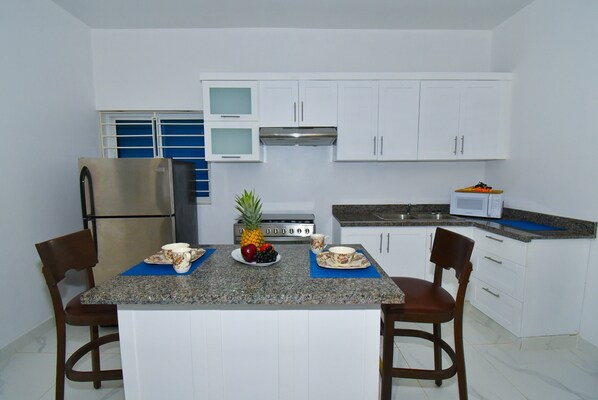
455, 182, 503, 194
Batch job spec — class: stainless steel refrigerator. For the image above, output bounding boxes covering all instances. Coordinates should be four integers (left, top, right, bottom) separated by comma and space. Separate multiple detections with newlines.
79, 158, 198, 283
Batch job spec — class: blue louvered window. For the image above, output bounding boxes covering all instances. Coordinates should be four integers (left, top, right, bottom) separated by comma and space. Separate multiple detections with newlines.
99, 112, 209, 202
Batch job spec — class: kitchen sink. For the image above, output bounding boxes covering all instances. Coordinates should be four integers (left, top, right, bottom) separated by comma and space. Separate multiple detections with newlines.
374, 212, 456, 221
374, 213, 417, 220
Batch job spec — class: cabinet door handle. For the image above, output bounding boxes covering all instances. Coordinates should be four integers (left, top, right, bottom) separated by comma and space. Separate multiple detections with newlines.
484, 255, 503, 264
293, 102, 297, 122
379, 233, 383, 254
460, 135, 465, 154
386, 233, 390, 253
301, 101, 304, 122
220, 115, 240, 118
429, 233, 433, 252
453, 136, 458, 155
373, 137, 377, 156
380, 136, 384, 156
485, 235, 504, 243
482, 287, 500, 298
221, 155, 241, 159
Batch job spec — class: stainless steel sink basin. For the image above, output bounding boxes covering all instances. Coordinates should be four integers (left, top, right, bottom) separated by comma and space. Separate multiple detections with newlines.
374, 213, 416, 220
412, 212, 456, 220
374, 212, 456, 221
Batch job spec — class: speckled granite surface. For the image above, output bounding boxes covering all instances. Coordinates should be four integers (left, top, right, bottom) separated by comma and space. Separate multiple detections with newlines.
333, 204, 596, 243
81, 244, 405, 306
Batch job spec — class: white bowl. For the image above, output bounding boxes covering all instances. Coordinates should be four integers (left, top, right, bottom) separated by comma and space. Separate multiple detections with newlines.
328, 246, 356, 265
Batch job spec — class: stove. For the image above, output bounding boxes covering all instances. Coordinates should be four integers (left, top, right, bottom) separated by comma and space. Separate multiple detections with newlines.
234, 213, 315, 244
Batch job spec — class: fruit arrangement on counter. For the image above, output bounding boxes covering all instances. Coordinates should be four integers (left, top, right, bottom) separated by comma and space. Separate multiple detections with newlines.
455, 181, 504, 194
235, 189, 279, 264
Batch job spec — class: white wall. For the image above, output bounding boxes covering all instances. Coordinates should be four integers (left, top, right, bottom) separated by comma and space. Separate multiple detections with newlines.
0, 0, 98, 349
91, 27, 493, 243
488, 0, 598, 346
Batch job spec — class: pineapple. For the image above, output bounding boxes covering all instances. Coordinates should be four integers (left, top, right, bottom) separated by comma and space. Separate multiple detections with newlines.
235, 189, 265, 249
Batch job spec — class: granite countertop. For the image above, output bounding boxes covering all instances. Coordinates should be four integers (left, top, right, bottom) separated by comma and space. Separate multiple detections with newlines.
333, 204, 596, 243
81, 244, 405, 306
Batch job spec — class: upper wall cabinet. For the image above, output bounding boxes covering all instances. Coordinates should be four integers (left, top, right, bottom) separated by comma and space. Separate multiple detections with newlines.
418, 80, 509, 160
203, 81, 258, 121
335, 80, 420, 161
259, 80, 338, 127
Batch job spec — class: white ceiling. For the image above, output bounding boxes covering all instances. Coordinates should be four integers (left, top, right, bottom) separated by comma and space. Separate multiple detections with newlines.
51, 0, 535, 30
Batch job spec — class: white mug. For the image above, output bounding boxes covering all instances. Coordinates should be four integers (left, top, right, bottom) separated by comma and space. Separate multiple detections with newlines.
172, 247, 192, 273
310, 234, 329, 254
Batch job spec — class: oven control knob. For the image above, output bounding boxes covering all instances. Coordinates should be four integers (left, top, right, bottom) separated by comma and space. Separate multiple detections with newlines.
281, 228, 286, 234
289, 228, 294, 234
239, 228, 244, 233
265, 228, 270, 234
305, 228, 310, 234
274, 228, 279, 234
297, 228, 302, 234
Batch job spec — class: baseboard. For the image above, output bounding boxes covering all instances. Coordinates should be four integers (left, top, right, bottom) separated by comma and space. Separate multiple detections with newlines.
577, 336, 598, 357
0, 318, 54, 361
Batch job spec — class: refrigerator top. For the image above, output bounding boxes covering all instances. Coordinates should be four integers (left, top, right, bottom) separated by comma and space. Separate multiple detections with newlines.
79, 158, 176, 217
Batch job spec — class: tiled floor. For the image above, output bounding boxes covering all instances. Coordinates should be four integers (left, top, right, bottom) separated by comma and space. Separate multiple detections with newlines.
1, 303, 597, 400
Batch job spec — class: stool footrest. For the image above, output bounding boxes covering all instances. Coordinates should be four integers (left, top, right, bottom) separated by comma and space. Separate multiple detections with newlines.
65, 332, 123, 382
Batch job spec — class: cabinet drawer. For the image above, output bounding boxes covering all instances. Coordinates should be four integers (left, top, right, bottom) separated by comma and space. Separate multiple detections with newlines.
470, 278, 522, 337
474, 250, 525, 301
474, 229, 527, 265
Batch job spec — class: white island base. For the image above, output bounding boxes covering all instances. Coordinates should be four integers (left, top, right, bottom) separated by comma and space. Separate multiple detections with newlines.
118, 305, 381, 400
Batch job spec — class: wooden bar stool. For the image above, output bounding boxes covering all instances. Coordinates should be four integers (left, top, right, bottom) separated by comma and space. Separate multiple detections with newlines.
35, 229, 122, 400
380, 227, 474, 400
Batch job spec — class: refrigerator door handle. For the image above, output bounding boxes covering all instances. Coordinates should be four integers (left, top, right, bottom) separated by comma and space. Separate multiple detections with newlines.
79, 166, 98, 250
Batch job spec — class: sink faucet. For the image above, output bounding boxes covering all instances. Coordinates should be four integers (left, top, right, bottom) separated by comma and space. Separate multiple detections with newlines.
406, 203, 412, 215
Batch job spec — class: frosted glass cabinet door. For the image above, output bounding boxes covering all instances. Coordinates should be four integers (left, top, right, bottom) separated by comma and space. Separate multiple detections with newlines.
205, 122, 261, 162
203, 81, 258, 121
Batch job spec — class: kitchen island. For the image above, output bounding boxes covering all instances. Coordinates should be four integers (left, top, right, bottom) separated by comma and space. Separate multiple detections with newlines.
82, 244, 404, 400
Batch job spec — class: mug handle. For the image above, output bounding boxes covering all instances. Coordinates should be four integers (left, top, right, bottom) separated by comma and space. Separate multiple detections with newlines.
324, 235, 330, 248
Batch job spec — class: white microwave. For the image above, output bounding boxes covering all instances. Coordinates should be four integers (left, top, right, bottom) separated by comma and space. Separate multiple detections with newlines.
450, 192, 504, 218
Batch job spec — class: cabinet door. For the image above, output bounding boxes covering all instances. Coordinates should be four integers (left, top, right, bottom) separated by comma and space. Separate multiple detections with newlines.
385, 228, 428, 279
340, 227, 384, 260
377, 81, 420, 161
336, 81, 379, 161
259, 81, 299, 127
205, 122, 261, 162
298, 81, 338, 127
203, 81, 258, 121
417, 81, 461, 160
459, 81, 503, 159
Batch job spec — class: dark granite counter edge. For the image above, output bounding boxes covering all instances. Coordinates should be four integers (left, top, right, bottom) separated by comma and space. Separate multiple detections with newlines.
333, 204, 597, 243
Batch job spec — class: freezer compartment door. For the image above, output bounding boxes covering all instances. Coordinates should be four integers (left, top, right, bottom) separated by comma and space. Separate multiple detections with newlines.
79, 158, 175, 216
92, 217, 175, 284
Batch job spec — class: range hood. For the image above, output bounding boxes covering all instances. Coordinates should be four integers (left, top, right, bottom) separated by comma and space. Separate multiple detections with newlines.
259, 127, 337, 146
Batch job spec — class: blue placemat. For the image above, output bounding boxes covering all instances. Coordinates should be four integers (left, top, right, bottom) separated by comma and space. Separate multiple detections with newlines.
495, 220, 563, 231
310, 250, 381, 279
121, 248, 216, 276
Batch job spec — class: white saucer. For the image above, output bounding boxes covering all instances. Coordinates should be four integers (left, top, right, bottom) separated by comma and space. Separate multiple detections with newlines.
231, 248, 281, 267
316, 252, 371, 270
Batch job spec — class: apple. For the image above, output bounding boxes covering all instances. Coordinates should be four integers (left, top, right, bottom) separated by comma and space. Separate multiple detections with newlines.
241, 244, 257, 262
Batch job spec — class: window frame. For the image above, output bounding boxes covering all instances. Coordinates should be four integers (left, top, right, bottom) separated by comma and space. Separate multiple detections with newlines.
98, 111, 210, 204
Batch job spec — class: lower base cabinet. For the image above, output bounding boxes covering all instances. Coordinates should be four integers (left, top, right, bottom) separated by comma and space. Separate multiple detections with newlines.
336, 222, 591, 338
470, 230, 591, 338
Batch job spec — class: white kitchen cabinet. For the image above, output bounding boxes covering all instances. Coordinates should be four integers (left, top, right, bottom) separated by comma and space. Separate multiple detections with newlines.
335, 81, 379, 161
204, 121, 261, 162
424, 226, 474, 298
469, 229, 591, 337
418, 80, 509, 160
203, 81, 258, 121
336, 80, 420, 161
340, 226, 428, 279
377, 80, 421, 160
258, 80, 338, 127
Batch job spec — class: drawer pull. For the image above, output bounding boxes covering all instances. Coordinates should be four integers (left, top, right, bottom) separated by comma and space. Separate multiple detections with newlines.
220, 115, 241, 118
482, 287, 500, 298
484, 255, 503, 264
485, 235, 504, 243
